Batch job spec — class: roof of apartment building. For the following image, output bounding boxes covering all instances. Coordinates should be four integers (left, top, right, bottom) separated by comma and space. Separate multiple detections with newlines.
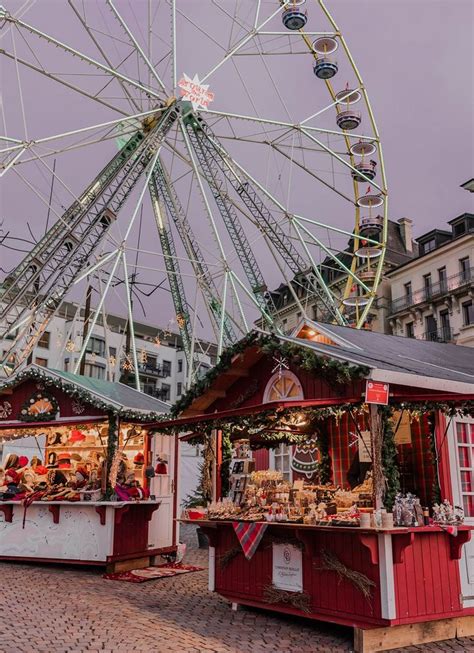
387, 213, 474, 275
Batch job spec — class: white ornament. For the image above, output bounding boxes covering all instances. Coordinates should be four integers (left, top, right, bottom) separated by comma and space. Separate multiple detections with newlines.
0, 401, 12, 419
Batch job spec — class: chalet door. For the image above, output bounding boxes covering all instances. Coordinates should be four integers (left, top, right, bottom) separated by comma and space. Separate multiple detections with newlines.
448, 417, 474, 604
147, 433, 175, 551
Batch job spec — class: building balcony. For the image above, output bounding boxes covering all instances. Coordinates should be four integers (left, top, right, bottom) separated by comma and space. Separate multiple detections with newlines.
418, 326, 454, 344
389, 267, 473, 315
137, 362, 168, 378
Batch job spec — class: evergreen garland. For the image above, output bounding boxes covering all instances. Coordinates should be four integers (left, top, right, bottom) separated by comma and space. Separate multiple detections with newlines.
105, 412, 119, 498
317, 421, 332, 484
171, 332, 370, 417
380, 407, 400, 510
0, 366, 167, 422
220, 428, 232, 496
426, 413, 441, 505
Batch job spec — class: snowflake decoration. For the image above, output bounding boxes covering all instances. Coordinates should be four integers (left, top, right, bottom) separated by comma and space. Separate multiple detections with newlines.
271, 354, 289, 379
153, 336, 161, 348
71, 400, 85, 415
176, 313, 186, 329
65, 339, 76, 352
0, 401, 12, 419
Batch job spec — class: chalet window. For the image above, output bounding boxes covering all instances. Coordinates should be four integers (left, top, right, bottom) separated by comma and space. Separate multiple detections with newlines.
456, 422, 474, 516
35, 357, 48, 367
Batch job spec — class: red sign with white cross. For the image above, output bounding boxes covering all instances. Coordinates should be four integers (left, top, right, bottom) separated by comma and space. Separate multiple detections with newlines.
365, 380, 389, 405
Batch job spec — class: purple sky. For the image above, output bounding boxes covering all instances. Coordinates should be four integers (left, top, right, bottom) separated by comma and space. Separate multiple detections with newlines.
1, 0, 473, 333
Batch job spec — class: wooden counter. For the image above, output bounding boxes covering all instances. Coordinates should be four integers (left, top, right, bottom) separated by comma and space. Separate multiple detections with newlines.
186, 519, 474, 652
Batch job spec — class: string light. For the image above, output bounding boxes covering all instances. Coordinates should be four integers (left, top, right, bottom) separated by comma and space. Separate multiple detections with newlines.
176, 314, 186, 329
121, 354, 134, 371
154, 336, 161, 348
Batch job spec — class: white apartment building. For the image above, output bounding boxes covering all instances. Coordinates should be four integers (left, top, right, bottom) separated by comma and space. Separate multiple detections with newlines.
387, 213, 473, 346
1, 302, 217, 404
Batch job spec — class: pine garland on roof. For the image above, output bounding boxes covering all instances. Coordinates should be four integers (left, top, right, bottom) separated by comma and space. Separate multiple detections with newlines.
171, 332, 370, 417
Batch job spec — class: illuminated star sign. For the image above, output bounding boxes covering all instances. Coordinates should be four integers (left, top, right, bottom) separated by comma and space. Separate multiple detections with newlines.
178, 73, 215, 111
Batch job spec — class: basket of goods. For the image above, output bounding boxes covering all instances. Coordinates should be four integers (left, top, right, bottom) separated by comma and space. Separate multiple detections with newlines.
188, 507, 207, 520
329, 506, 360, 527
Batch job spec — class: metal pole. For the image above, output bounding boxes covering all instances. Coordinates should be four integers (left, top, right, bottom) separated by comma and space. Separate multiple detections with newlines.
74, 250, 122, 373
218, 272, 228, 357
122, 251, 141, 390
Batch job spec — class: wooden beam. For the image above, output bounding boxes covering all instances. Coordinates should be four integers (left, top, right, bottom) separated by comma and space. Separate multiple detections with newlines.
206, 390, 226, 398
222, 368, 249, 378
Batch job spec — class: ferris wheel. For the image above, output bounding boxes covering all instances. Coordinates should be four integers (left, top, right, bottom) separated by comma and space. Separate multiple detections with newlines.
0, 0, 388, 385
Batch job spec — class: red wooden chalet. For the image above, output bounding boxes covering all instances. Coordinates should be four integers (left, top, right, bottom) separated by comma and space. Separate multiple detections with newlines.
157, 321, 474, 652
0, 365, 177, 571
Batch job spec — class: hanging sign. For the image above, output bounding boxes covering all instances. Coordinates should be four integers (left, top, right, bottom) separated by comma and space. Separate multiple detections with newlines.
392, 410, 412, 445
178, 73, 215, 111
272, 543, 303, 593
365, 380, 389, 405
358, 430, 372, 463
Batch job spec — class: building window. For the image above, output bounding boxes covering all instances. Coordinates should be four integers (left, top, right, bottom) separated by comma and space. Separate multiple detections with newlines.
440, 310, 451, 341
160, 384, 171, 401
35, 357, 48, 367
177, 382, 182, 396
462, 301, 474, 326
109, 346, 117, 358
37, 331, 50, 349
460, 257, 471, 282
438, 267, 447, 293
296, 311, 302, 321
162, 360, 172, 377
178, 359, 183, 373
425, 315, 437, 341
406, 322, 415, 338
85, 337, 105, 358
83, 363, 105, 379
404, 282, 412, 299
421, 238, 436, 255
423, 274, 432, 300
147, 355, 157, 369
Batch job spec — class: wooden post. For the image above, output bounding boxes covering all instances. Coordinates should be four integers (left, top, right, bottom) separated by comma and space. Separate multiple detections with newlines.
370, 404, 384, 509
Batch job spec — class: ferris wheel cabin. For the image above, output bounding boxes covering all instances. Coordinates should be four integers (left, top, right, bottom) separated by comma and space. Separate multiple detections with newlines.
282, 6, 307, 31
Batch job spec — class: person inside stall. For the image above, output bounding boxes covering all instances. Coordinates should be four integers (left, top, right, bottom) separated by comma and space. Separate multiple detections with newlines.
346, 451, 371, 490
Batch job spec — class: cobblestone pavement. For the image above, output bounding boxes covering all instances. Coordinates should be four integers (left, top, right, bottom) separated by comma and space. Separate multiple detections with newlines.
1, 525, 474, 653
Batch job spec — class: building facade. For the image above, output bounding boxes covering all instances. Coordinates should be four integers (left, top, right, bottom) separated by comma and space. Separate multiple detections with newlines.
1, 302, 217, 404
387, 213, 473, 346
259, 218, 418, 335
